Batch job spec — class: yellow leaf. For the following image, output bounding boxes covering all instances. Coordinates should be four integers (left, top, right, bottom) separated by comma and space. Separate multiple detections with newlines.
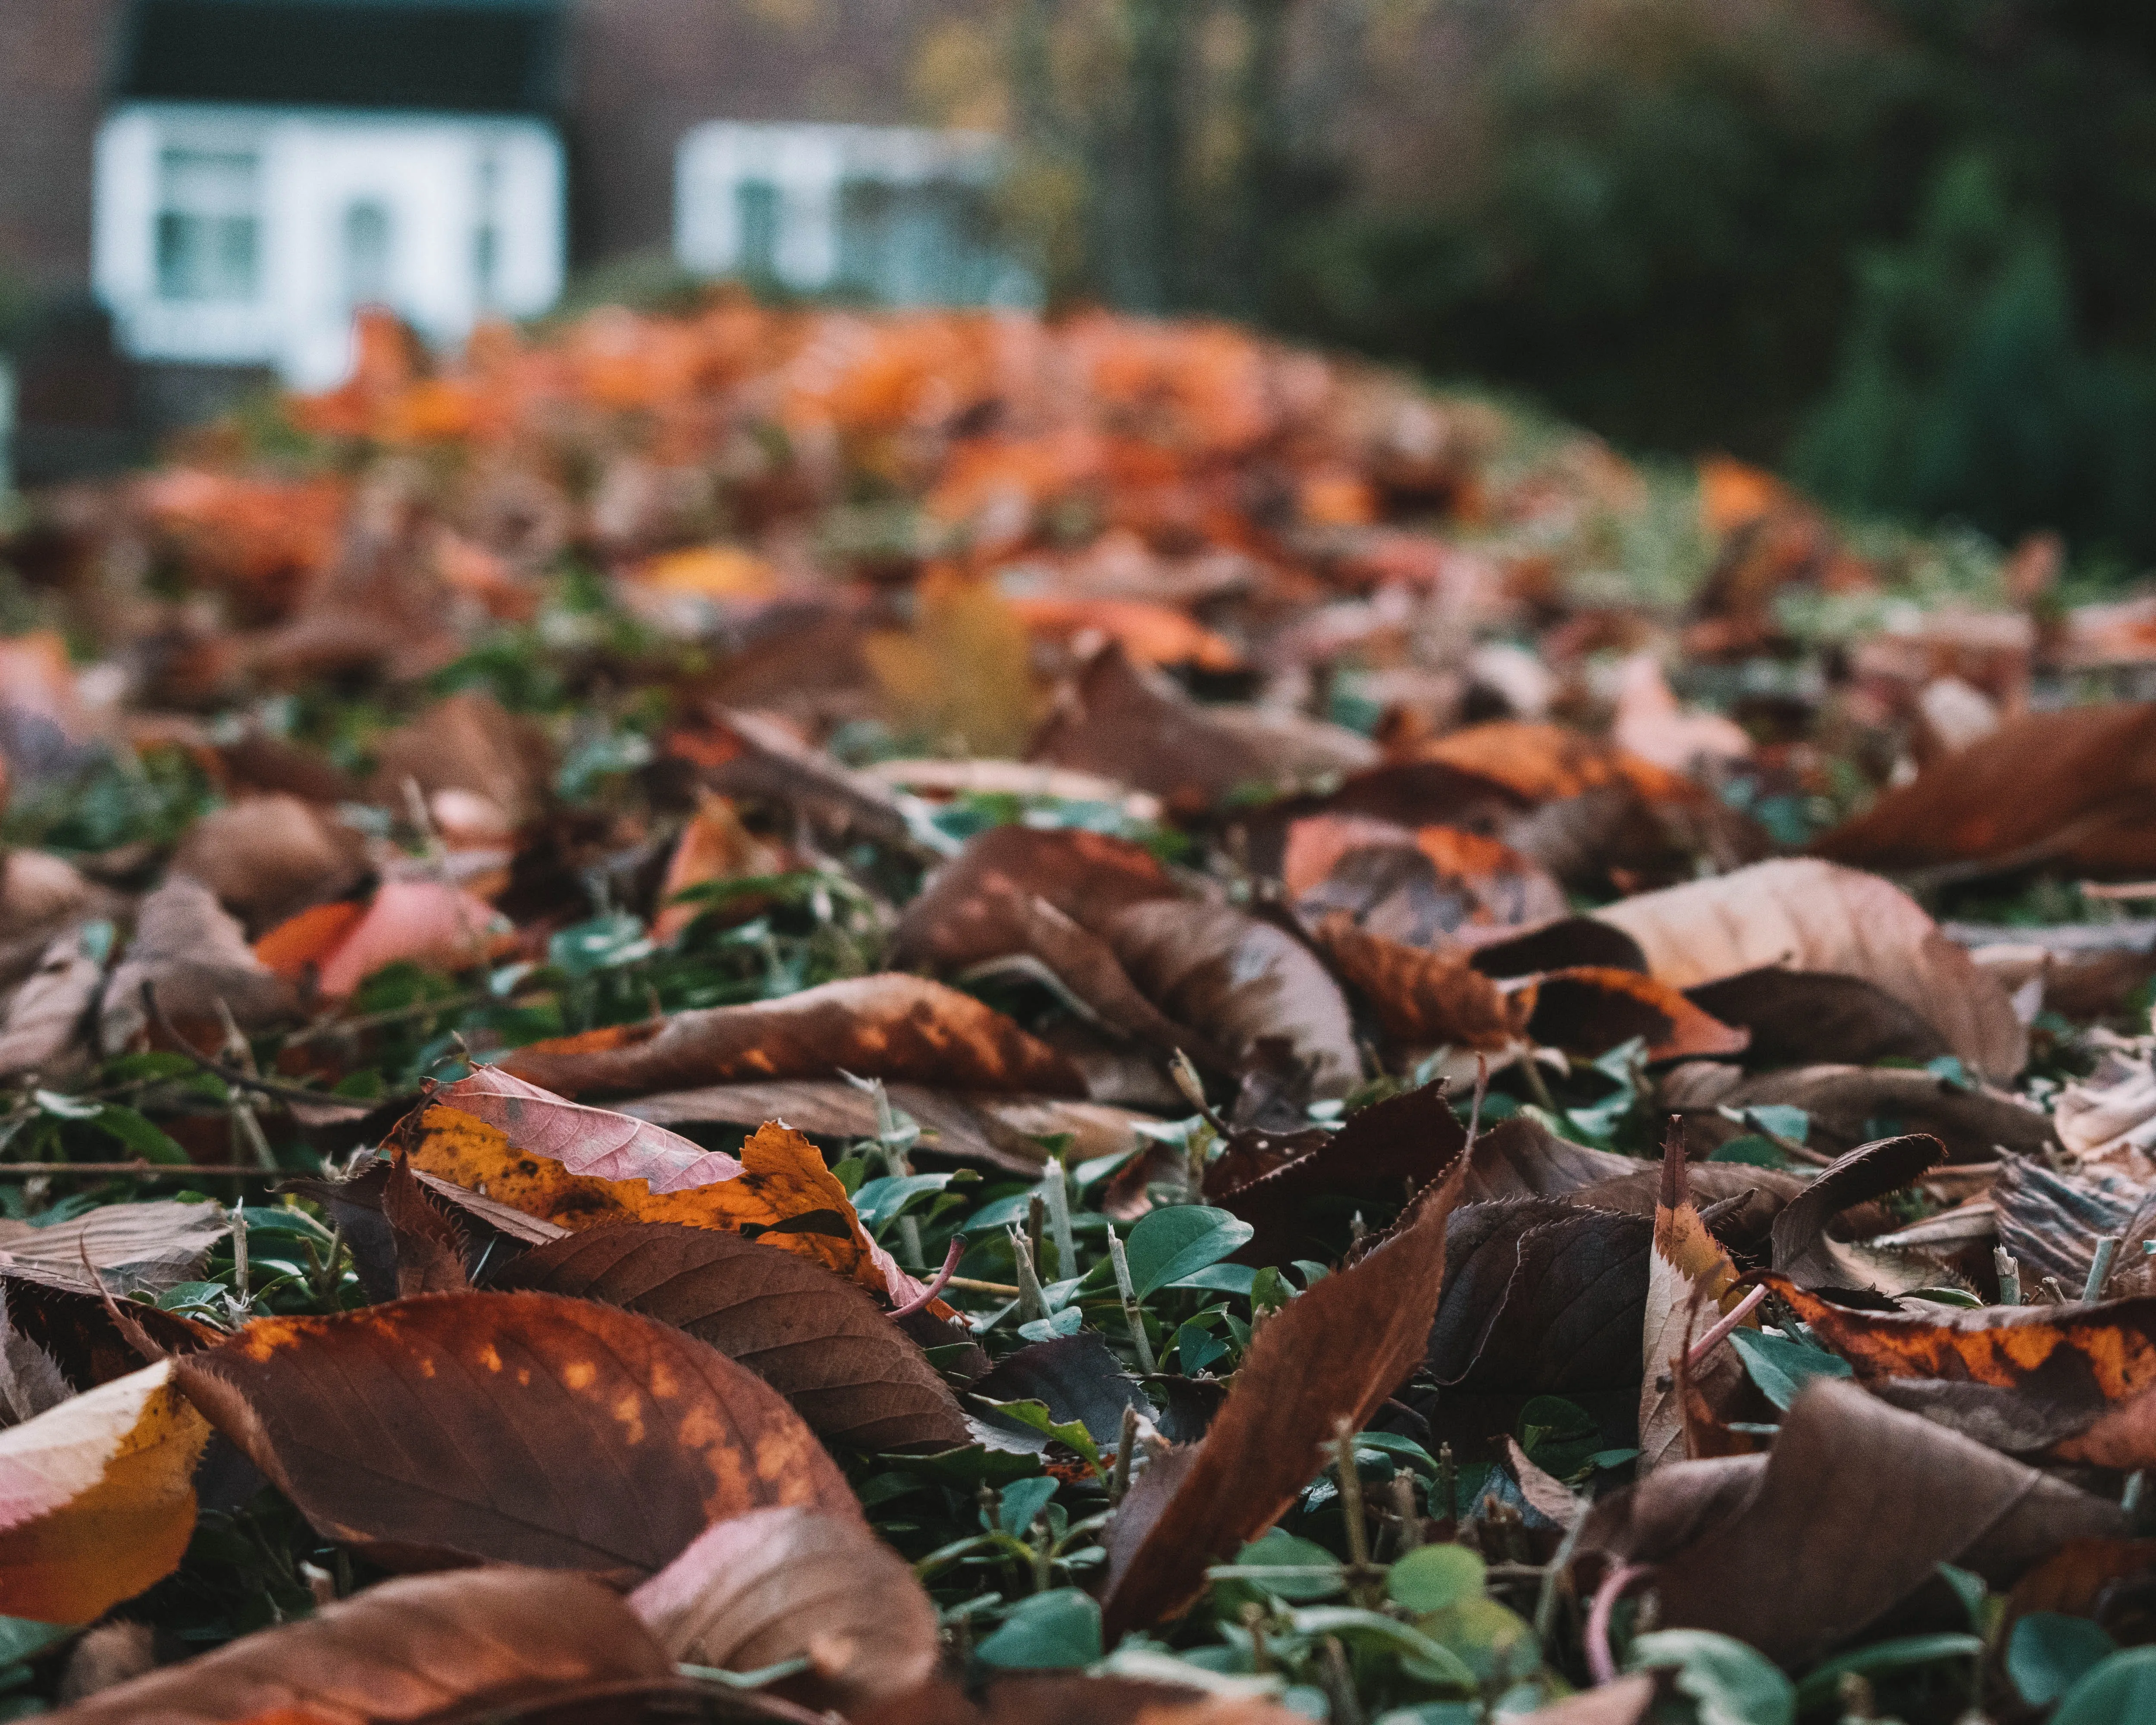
863, 574, 1042, 755
0, 1361, 209, 1623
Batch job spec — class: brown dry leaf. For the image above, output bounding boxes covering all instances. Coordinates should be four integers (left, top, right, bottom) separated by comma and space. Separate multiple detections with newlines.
99, 876, 297, 1052
1500, 1676, 1660, 1725
406, 1095, 929, 1307
1680, 967, 1950, 1069
1205, 1081, 1467, 1264
0, 1200, 227, 1299
1579, 1377, 2125, 1664
1100, 1158, 1467, 1637
173, 1290, 859, 1576
1459, 1114, 1643, 1203
1639, 1132, 1741, 1476
43, 1566, 680, 1723
890, 824, 1180, 973
0, 1358, 210, 1624
1029, 643, 1376, 815
2056, 1047, 2156, 1182
1766, 1134, 1943, 1289
310, 878, 507, 1000
365, 689, 553, 837
379, 1159, 470, 1298
1284, 814, 1567, 942
1611, 653, 1752, 774
1526, 967, 1749, 1063
1311, 915, 1532, 1053
1103, 901, 1360, 1098
1660, 1061, 2054, 1162
0, 854, 120, 992
628, 1505, 939, 1711
491, 1223, 968, 1449
651, 795, 793, 943
1592, 859, 2025, 1082
499, 973, 1086, 1099
865, 573, 1045, 756
0, 929, 102, 1083
1763, 1276, 2156, 1469
168, 796, 368, 935
1412, 721, 1700, 807
1816, 701, 2156, 876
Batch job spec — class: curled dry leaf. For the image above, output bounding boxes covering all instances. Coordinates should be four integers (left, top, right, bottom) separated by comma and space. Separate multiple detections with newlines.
1525, 967, 1748, 1063
499, 973, 1086, 1099
366, 689, 554, 836
1284, 814, 1567, 940
890, 824, 1179, 973
380, 1158, 470, 1298
0, 929, 102, 1083
1815, 701, 2156, 876
407, 1100, 935, 1309
43, 1565, 678, 1724
1029, 643, 1377, 815
0, 1359, 209, 1624
1639, 1133, 1742, 1476
1310, 916, 1530, 1053
1579, 1377, 2125, 1664
1682, 967, 1950, 1069
859, 1674, 1316, 1725
492, 1223, 968, 1449
1592, 858, 2025, 1082
99, 876, 295, 1051
1205, 1081, 1467, 1265
1100, 1157, 1468, 1638
0, 1199, 227, 1298
172, 1290, 858, 1576
168, 795, 368, 935
651, 794, 794, 942
629, 1505, 939, 1711
1660, 1060, 2054, 1163
1103, 901, 1360, 1099
1766, 1133, 1943, 1289
1763, 1276, 2156, 1469
1458, 1114, 1642, 1203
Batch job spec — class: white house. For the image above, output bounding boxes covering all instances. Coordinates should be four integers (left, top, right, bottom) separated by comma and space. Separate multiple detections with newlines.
91, 0, 565, 391
674, 122, 1037, 310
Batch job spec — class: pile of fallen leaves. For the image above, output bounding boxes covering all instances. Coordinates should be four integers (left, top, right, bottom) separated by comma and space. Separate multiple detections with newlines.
3, 299, 2156, 1722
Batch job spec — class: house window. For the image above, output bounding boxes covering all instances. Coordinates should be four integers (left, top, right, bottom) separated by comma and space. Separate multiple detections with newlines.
343, 200, 394, 308
836, 178, 892, 296
736, 180, 781, 282
473, 154, 501, 309
154, 147, 260, 302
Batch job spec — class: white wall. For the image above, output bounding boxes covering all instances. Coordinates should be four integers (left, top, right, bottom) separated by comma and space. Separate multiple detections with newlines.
94, 104, 564, 389
674, 121, 1037, 308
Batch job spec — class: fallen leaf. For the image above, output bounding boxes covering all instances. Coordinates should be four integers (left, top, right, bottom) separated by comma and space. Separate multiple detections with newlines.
1640, 1132, 1740, 1475
1100, 1157, 1467, 1637
0, 1359, 209, 1624
491, 1222, 968, 1449
1499, 1675, 1660, 1725
0, 929, 103, 1082
100, 877, 296, 1051
432, 1067, 746, 1189
308, 878, 508, 999
890, 824, 1180, 974
1103, 902, 1360, 1098
973, 1333, 1158, 1453
1660, 1061, 2053, 1163
168, 796, 368, 935
1579, 1377, 2125, 1664
1592, 859, 2025, 1082
1816, 702, 2156, 877
380, 1159, 470, 1298
366, 690, 553, 837
407, 1095, 930, 1307
628, 1505, 939, 1710
1310, 916, 1532, 1053
1459, 1114, 1643, 1203
1526, 968, 1749, 1063
1206, 1081, 1468, 1264
859, 1674, 1314, 1725
1611, 653, 1752, 774
172, 1290, 859, 1576
43, 1565, 680, 1723
499, 973, 1087, 1099
2056, 1047, 2156, 1182
865, 573, 1044, 756
651, 795, 794, 943
1680, 968, 1951, 1069
0, 1200, 227, 1298
1029, 643, 1377, 814
1766, 1134, 1943, 1289
1284, 815, 1566, 941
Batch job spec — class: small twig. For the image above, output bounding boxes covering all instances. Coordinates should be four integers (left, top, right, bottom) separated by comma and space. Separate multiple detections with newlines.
1106, 1229, 1155, 1374
1040, 1156, 1076, 1280
1994, 1246, 2023, 1306
1587, 1562, 1651, 1686
1110, 1404, 1140, 1505
0, 1162, 300, 1179
946, 1274, 1020, 1296
1685, 1284, 1768, 1370
141, 983, 370, 1109
2086, 1236, 2123, 1303
1332, 1418, 1380, 1606
1466, 1054, 1489, 1149
1008, 1224, 1047, 1324
889, 1237, 964, 1320
1167, 1049, 1228, 1136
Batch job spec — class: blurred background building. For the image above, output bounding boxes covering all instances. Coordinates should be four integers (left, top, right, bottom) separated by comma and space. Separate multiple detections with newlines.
5, 0, 2156, 569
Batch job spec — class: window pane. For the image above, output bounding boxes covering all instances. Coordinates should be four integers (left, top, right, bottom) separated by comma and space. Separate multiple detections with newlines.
155, 147, 260, 302
344, 201, 393, 307
736, 180, 780, 282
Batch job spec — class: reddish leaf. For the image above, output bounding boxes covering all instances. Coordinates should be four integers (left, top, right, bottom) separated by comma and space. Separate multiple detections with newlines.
1100, 1155, 1468, 1637
1526, 967, 1749, 1062
490, 1223, 968, 1449
173, 1290, 859, 1577
1310, 915, 1532, 1053
44, 1566, 680, 1724
499, 974, 1086, 1099
629, 1506, 939, 1711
